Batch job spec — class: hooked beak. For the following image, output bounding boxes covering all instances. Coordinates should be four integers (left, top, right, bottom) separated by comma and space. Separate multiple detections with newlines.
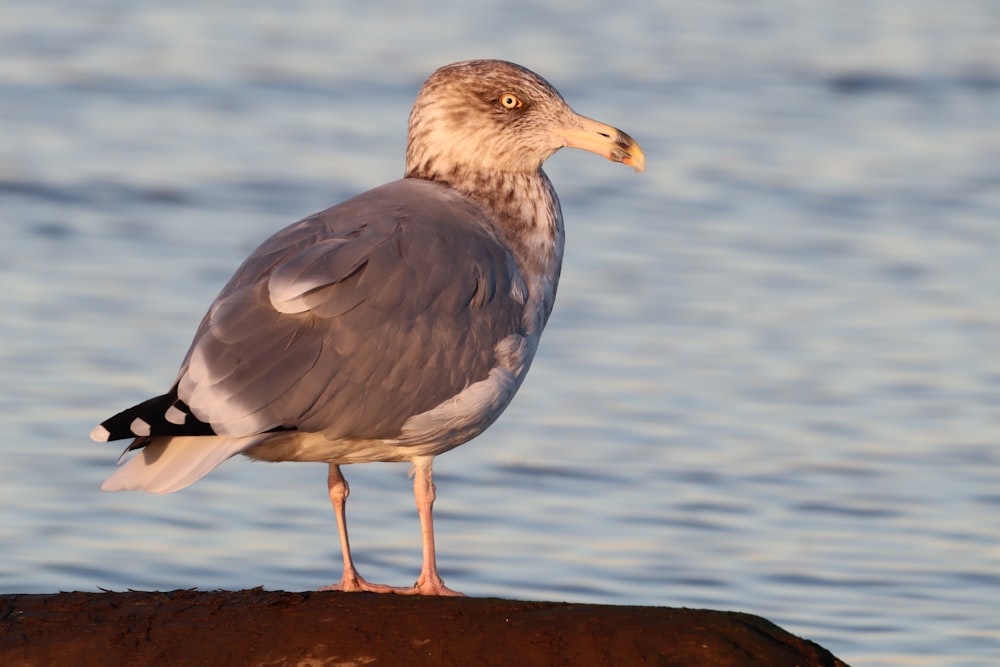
554, 114, 645, 172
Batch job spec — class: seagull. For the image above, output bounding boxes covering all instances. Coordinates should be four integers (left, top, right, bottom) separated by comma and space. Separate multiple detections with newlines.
91, 59, 644, 596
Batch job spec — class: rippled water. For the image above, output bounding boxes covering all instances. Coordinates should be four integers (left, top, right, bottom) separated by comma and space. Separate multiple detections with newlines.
2, 2, 999, 665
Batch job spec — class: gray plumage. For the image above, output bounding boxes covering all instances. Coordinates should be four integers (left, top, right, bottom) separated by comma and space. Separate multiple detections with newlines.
92, 59, 644, 595
182, 179, 527, 444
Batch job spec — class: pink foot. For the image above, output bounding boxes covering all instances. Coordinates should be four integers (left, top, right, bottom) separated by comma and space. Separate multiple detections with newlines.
397, 575, 465, 597
402, 582, 464, 596
319, 573, 407, 594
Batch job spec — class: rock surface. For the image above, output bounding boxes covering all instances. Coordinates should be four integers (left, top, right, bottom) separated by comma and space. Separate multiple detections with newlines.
0, 588, 849, 666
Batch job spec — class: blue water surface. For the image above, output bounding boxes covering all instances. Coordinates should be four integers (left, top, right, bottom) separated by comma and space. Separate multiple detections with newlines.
2, 2, 998, 665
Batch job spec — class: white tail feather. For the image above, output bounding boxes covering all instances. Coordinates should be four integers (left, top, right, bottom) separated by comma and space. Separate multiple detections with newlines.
101, 435, 261, 494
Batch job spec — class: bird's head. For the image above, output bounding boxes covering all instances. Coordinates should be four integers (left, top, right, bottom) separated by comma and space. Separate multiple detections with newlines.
405, 59, 645, 181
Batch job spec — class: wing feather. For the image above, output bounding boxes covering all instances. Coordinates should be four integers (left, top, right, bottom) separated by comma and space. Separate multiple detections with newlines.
174, 179, 526, 441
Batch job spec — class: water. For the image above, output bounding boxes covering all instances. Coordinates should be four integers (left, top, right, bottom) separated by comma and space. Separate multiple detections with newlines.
2, 1, 998, 665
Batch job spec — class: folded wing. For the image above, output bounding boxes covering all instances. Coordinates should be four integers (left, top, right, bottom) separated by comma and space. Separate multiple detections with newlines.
168, 178, 527, 443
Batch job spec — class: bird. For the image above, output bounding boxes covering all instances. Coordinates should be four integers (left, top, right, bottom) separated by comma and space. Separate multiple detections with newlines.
91, 59, 645, 596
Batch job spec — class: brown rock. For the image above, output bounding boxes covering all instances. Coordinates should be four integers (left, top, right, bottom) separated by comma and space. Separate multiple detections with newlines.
0, 588, 849, 666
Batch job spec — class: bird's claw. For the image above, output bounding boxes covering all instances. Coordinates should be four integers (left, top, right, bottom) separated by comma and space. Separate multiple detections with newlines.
320, 574, 407, 594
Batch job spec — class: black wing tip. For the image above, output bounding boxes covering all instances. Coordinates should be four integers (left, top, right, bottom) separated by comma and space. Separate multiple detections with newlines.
93, 390, 217, 442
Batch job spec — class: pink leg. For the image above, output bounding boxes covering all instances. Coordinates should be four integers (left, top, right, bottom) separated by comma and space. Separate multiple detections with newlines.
400, 456, 464, 596
320, 463, 403, 594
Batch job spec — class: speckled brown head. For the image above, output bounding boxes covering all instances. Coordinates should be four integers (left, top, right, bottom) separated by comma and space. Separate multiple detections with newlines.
405, 59, 645, 181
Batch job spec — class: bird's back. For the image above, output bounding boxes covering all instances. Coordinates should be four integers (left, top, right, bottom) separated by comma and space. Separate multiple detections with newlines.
186, 178, 531, 441
96, 179, 536, 460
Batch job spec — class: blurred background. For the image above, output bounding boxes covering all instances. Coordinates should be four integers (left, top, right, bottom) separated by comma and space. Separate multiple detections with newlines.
1, 1, 998, 665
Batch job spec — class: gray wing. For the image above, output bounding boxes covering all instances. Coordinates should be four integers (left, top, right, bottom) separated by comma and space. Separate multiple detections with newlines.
176, 178, 528, 440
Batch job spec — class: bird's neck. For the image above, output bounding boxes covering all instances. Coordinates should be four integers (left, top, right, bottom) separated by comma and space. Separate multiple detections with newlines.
409, 168, 565, 328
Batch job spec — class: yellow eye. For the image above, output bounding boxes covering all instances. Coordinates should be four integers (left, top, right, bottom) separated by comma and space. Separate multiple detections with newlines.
499, 93, 523, 109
